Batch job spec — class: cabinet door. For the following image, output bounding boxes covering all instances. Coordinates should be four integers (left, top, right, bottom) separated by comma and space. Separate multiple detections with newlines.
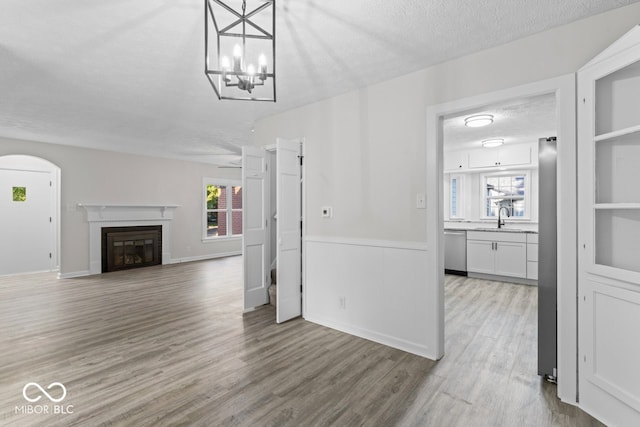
444, 151, 468, 171
495, 241, 527, 278
498, 144, 531, 166
466, 240, 495, 274
468, 149, 498, 168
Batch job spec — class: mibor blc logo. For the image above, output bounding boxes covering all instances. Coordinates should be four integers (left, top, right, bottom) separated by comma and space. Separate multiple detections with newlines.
15, 382, 74, 415
22, 382, 67, 403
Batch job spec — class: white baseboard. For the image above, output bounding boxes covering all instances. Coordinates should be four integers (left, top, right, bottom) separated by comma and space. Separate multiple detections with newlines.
58, 270, 91, 279
304, 314, 434, 359
168, 251, 241, 264
57, 252, 241, 278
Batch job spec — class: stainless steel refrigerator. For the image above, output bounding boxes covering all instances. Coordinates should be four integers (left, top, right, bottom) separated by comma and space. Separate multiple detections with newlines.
538, 136, 557, 382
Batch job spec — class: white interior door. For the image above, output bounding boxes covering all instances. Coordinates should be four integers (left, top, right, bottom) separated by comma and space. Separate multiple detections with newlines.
577, 26, 640, 426
276, 138, 302, 323
242, 146, 269, 311
0, 169, 54, 275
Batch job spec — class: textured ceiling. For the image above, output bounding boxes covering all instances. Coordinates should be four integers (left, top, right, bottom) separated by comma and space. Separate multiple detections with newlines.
443, 94, 557, 152
0, 0, 636, 165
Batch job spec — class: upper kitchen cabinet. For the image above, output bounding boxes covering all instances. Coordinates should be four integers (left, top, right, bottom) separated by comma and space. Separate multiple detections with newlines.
443, 150, 468, 171
468, 144, 531, 169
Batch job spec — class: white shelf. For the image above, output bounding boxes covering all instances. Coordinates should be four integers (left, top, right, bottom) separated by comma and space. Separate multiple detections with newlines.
594, 203, 640, 210
595, 123, 640, 142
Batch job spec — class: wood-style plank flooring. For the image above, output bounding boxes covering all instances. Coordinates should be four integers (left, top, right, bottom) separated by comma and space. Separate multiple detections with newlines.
0, 257, 603, 426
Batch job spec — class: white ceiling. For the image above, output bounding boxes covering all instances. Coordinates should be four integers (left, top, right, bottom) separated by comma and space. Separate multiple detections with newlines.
0, 1, 636, 165
443, 93, 557, 152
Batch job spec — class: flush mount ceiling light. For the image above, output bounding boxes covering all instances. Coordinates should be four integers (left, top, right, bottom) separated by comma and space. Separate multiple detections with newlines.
205, 0, 276, 102
482, 138, 504, 148
464, 114, 494, 127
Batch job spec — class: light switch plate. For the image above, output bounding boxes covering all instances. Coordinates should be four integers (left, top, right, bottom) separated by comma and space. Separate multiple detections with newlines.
321, 206, 332, 218
416, 193, 426, 209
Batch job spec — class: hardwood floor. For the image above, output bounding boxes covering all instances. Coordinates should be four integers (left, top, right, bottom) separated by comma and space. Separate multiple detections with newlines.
0, 258, 603, 426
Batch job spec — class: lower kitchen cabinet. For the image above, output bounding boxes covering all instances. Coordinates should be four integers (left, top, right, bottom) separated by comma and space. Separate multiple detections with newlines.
467, 231, 528, 279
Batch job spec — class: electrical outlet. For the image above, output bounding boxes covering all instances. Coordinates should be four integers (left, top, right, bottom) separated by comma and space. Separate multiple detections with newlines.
339, 296, 346, 310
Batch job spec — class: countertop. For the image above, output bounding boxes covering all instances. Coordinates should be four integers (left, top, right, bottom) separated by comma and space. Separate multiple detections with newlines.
444, 221, 538, 234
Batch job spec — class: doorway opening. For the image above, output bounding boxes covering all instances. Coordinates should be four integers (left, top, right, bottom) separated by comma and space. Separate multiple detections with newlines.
242, 138, 305, 324
0, 155, 61, 276
426, 75, 577, 404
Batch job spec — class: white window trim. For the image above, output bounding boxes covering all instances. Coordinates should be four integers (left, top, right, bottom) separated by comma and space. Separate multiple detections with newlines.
480, 170, 531, 220
449, 174, 465, 220
202, 177, 242, 241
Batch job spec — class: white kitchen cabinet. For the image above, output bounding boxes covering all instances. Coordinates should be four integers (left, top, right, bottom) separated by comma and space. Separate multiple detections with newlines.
444, 150, 468, 171
468, 144, 531, 168
495, 241, 527, 277
466, 240, 495, 274
466, 231, 527, 279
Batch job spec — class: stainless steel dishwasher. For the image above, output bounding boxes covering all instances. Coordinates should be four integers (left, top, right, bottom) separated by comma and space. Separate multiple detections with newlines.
444, 229, 467, 275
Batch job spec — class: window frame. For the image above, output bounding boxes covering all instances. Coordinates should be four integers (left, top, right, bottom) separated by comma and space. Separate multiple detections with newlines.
480, 171, 531, 220
448, 174, 465, 220
202, 178, 243, 241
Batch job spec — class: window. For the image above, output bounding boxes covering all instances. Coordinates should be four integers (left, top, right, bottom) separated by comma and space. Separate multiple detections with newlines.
12, 186, 26, 202
204, 179, 242, 239
449, 175, 464, 219
482, 173, 528, 218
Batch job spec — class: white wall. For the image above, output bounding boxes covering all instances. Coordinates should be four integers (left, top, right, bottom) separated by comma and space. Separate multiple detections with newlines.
0, 137, 241, 276
252, 3, 640, 359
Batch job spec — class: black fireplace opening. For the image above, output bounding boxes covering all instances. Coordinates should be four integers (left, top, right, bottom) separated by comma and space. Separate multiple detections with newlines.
101, 226, 162, 273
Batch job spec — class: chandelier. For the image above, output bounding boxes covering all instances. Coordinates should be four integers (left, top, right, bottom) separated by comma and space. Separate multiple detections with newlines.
205, 0, 276, 102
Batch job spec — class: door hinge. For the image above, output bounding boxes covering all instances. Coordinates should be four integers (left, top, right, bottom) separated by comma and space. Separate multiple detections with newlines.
298, 155, 304, 166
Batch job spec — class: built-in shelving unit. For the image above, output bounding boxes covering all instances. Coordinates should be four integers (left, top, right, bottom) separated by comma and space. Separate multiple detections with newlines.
590, 56, 640, 275
577, 26, 640, 425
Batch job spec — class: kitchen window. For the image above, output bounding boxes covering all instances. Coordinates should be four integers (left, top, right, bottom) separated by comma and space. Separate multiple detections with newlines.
203, 179, 242, 240
482, 172, 528, 218
449, 174, 465, 219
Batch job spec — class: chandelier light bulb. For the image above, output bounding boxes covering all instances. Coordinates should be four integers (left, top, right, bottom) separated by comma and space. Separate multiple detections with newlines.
247, 64, 256, 76
465, 114, 494, 128
220, 56, 231, 71
233, 44, 242, 58
232, 44, 243, 72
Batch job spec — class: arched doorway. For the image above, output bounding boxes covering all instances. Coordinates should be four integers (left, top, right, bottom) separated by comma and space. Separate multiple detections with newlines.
0, 155, 60, 275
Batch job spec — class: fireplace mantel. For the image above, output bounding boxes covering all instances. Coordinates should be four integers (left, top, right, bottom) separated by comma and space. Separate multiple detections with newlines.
78, 204, 179, 222
78, 204, 179, 275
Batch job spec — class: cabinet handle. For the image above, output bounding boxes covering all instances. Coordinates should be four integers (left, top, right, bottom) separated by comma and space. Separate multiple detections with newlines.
495, 242, 498, 250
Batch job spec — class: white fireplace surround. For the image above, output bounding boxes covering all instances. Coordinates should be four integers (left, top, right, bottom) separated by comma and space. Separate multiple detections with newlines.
78, 204, 179, 275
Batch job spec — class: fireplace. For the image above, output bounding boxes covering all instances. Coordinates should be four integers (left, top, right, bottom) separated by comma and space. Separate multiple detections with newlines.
101, 226, 162, 273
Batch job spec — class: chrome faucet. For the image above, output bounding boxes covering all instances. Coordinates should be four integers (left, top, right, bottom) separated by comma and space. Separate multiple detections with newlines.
498, 206, 511, 229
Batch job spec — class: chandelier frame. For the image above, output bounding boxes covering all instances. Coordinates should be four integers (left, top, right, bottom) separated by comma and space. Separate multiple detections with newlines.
205, 0, 276, 102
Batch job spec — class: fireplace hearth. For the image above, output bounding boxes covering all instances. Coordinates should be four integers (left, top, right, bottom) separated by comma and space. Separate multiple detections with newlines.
101, 226, 162, 273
